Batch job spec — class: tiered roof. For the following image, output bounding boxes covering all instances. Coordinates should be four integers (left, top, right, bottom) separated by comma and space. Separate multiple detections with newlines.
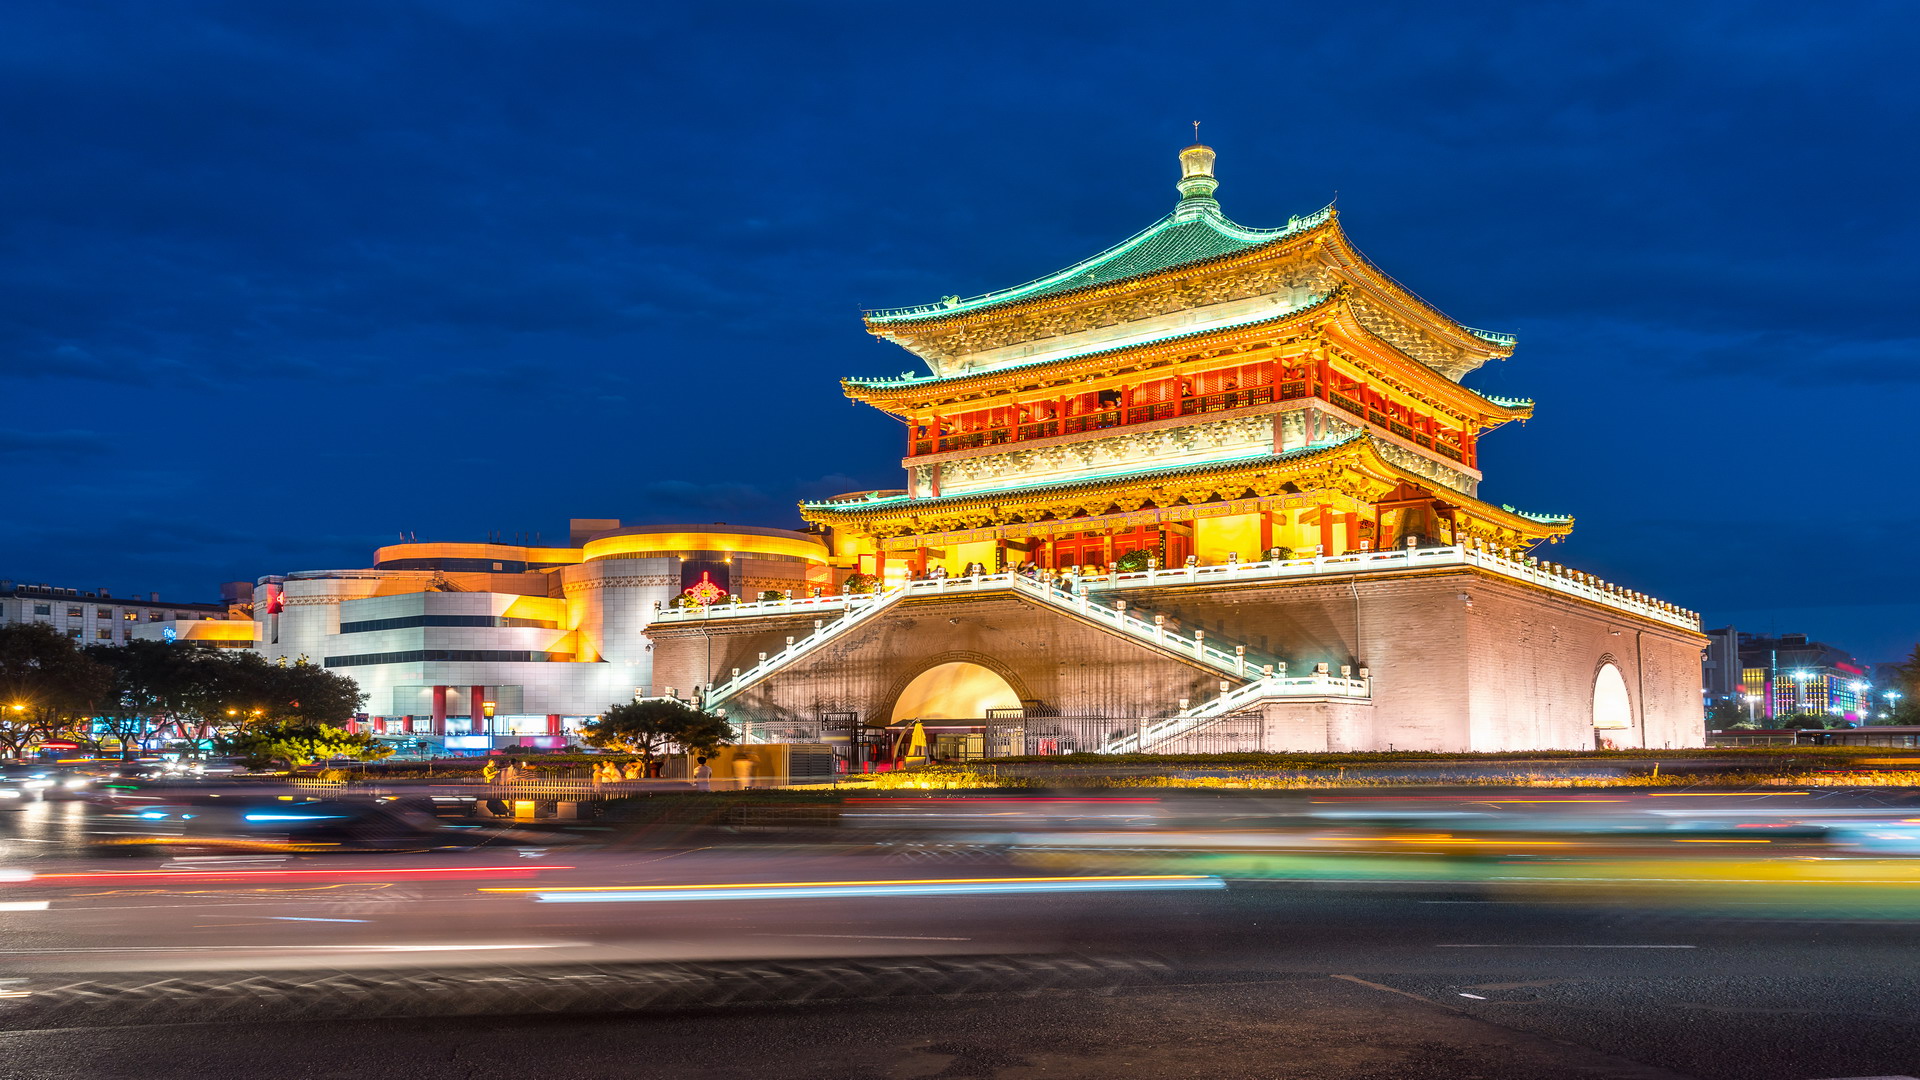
865, 204, 1334, 325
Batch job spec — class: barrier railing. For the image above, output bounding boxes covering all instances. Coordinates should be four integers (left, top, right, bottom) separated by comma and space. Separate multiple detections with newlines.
1094, 543, 1699, 631
1101, 671, 1371, 754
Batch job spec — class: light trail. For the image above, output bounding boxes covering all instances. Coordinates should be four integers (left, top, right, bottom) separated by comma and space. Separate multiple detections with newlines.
487, 874, 1225, 903
26, 865, 571, 884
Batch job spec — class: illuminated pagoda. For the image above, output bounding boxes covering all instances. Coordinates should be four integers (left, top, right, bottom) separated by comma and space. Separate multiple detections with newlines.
802, 141, 1569, 578
646, 139, 1704, 756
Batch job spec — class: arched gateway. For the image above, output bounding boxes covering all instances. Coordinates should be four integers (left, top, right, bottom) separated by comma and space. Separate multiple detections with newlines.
890, 661, 1022, 722
1593, 660, 1634, 740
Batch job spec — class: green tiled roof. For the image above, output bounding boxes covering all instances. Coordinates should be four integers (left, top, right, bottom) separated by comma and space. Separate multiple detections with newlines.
866, 203, 1335, 325
845, 288, 1343, 391
1502, 504, 1574, 525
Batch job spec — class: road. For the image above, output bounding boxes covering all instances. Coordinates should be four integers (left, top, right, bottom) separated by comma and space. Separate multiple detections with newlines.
1, 788, 1918, 1079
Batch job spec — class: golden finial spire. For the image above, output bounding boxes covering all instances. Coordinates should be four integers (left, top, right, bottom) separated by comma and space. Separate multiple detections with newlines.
1175, 127, 1218, 215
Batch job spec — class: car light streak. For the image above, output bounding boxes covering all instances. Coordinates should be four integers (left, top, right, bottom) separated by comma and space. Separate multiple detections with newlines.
487, 874, 1224, 903
26, 865, 572, 884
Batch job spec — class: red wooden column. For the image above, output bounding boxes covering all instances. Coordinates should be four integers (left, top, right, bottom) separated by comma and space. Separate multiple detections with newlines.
1318, 506, 1335, 554
430, 685, 447, 736
546, 714, 561, 738
469, 685, 486, 734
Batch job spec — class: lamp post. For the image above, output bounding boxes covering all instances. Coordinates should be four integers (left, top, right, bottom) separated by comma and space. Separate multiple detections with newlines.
1743, 694, 1760, 725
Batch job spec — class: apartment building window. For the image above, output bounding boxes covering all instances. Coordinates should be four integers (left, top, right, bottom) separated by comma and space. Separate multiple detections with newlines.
147, 611, 162, 622
123, 611, 138, 621
66, 628, 80, 638
67, 607, 82, 617
97, 609, 112, 619
33, 605, 50, 616
95, 629, 111, 640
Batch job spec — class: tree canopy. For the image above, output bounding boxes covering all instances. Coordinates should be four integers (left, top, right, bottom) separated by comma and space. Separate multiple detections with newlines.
218, 722, 392, 768
0, 624, 113, 756
581, 699, 735, 761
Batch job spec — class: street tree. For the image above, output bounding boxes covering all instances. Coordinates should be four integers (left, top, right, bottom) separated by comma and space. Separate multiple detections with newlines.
195, 652, 366, 743
88, 639, 207, 758
581, 699, 735, 766
220, 723, 394, 769
0, 624, 113, 757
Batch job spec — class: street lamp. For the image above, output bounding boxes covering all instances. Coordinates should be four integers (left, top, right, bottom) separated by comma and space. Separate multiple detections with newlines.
1743, 694, 1760, 724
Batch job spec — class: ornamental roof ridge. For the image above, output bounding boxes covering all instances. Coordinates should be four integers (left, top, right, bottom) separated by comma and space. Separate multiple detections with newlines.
1500, 504, 1575, 525
864, 202, 1338, 326
1320, 226, 1518, 351
843, 285, 1348, 393
1483, 394, 1535, 409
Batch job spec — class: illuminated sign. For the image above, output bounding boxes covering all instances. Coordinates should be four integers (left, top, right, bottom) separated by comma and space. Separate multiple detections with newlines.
681, 570, 728, 606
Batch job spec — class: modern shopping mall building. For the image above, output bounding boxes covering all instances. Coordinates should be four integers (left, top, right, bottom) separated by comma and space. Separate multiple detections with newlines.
250, 522, 833, 749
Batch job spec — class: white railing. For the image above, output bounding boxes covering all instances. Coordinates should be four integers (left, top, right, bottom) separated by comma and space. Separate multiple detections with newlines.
995, 572, 1279, 677
682, 544, 1695, 713
1094, 543, 1699, 631
1102, 671, 1372, 754
698, 572, 1275, 709
701, 587, 912, 708
653, 590, 858, 624
657, 546, 1695, 636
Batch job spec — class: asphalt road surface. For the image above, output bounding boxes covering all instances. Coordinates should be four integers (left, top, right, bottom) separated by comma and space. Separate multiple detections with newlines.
3, 791, 1919, 1079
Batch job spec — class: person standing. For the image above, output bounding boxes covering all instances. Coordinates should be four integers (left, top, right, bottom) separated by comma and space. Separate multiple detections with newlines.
692, 757, 712, 792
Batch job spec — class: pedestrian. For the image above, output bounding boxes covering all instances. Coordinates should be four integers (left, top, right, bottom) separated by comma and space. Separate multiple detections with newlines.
481, 759, 501, 785
622, 759, 643, 781
693, 756, 712, 792
645, 758, 662, 778
499, 761, 519, 784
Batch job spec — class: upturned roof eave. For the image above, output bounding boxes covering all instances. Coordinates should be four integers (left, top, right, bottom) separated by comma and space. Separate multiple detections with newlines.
799, 430, 1567, 541
862, 204, 1334, 328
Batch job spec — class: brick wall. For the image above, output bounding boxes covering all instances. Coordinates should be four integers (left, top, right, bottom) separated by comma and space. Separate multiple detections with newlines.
646, 566, 1707, 751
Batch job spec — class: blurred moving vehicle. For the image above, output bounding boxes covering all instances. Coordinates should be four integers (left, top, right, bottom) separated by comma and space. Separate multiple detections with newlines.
98, 795, 494, 855
0, 763, 103, 803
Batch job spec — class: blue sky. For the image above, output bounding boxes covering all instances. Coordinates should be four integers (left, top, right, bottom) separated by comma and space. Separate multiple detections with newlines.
1, 1, 1913, 660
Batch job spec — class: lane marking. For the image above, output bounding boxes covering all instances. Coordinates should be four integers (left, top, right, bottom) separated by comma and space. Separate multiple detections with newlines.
487, 874, 1215, 893
0, 942, 584, 954
1330, 974, 1461, 1011
1436, 944, 1698, 949
0, 901, 50, 911
748, 933, 973, 941
511, 877, 1226, 903
268, 916, 370, 923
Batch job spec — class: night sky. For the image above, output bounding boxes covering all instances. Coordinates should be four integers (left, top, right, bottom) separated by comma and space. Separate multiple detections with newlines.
3, 3, 1914, 660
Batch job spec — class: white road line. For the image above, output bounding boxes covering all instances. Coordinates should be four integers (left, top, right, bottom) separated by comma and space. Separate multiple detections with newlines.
747, 933, 973, 941
1436, 944, 1698, 949
0, 901, 50, 911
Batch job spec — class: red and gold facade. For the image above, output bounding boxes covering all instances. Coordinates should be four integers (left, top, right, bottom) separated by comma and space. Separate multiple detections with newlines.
803, 143, 1571, 580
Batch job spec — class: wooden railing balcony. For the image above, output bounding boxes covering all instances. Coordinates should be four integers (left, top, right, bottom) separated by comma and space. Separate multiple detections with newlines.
912, 386, 1279, 458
